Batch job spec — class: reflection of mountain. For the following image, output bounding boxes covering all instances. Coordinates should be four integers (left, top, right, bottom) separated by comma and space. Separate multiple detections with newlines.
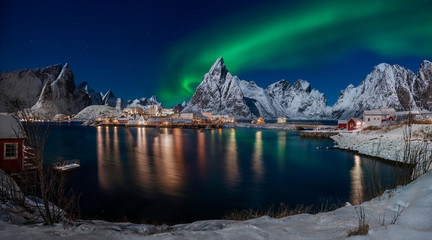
350, 155, 364, 205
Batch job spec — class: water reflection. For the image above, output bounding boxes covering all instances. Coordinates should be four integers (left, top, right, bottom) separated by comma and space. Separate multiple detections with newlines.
134, 127, 151, 189
197, 130, 206, 177
225, 128, 239, 186
252, 131, 263, 179
350, 155, 364, 205
97, 126, 124, 191
277, 131, 286, 166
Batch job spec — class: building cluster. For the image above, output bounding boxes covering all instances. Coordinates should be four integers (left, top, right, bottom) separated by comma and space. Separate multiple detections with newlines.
95, 105, 234, 128
337, 108, 400, 131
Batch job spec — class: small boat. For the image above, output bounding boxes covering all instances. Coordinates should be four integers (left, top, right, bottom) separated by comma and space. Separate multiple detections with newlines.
52, 160, 80, 172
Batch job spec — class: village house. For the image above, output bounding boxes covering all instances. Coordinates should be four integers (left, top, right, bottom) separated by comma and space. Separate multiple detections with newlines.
0, 114, 26, 173
145, 105, 160, 116
347, 118, 362, 131
363, 108, 396, 127
277, 117, 287, 124
337, 120, 348, 130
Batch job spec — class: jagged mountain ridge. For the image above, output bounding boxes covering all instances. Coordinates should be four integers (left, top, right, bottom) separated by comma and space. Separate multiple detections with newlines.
0, 64, 163, 119
332, 61, 432, 119
182, 57, 255, 119
31, 64, 91, 119
183, 57, 330, 119
0, 64, 63, 111
183, 57, 432, 120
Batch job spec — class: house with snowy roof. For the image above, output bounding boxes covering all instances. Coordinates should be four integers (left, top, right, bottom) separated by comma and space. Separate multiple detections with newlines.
363, 108, 396, 127
0, 114, 26, 173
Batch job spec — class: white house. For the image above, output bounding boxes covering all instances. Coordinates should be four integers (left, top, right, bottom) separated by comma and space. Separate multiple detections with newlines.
363, 108, 396, 127
277, 117, 287, 124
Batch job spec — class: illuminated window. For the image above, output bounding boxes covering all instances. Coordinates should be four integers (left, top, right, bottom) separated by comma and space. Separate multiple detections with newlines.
4, 143, 18, 159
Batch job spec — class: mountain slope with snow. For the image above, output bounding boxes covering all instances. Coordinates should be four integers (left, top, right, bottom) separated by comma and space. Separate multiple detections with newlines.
31, 64, 91, 119
184, 57, 331, 119
266, 79, 330, 119
0, 64, 63, 112
182, 57, 254, 119
332, 63, 418, 119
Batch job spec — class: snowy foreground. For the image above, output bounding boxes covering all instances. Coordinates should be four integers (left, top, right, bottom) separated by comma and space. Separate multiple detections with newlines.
1, 124, 431, 239
1, 171, 431, 240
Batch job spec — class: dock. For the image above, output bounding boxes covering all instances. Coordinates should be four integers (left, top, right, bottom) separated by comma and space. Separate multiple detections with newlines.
52, 160, 80, 172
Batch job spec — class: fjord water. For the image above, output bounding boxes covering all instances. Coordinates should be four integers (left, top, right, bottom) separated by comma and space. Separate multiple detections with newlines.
45, 122, 405, 224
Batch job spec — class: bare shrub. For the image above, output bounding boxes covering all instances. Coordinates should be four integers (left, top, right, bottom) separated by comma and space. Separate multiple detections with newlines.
348, 204, 369, 237
5, 100, 80, 225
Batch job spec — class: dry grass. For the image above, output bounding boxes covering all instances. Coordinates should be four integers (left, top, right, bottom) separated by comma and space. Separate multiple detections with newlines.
224, 201, 343, 221
348, 204, 369, 237
412, 119, 432, 125
224, 203, 312, 221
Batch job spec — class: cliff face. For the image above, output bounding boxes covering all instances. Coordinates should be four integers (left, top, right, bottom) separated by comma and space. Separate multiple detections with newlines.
31, 64, 91, 119
182, 57, 254, 119
0, 64, 63, 111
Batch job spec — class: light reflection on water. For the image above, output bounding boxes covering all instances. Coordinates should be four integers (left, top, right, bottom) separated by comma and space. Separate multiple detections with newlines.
350, 155, 364, 205
50, 125, 408, 223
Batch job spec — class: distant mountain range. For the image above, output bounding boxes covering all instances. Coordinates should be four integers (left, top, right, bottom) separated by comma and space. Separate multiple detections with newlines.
1, 58, 431, 120
183, 57, 432, 120
0, 64, 163, 119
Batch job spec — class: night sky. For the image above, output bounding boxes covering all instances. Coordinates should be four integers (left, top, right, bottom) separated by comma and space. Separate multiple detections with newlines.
1, 0, 432, 107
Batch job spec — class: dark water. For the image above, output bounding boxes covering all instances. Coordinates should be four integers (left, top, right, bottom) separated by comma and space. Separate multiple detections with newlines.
44, 122, 406, 224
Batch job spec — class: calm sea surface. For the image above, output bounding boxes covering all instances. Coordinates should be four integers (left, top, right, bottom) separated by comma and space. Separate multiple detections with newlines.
44, 122, 406, 224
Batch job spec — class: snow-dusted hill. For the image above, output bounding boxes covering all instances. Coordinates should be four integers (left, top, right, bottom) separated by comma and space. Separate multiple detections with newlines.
72, 105, 122, 121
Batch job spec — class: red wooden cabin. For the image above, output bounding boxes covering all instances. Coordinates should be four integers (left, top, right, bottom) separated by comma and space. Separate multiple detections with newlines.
347, 118, 362, 131
0, 114, 26, 173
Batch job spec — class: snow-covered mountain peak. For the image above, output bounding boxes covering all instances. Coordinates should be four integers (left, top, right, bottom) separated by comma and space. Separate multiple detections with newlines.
206, 56, 228, 86
292, 79, 311, 92
54, 64, 75, 93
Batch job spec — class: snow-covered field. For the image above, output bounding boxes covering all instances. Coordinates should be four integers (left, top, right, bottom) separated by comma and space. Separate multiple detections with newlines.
331, 124, 432, 163
1, 123, 431, 239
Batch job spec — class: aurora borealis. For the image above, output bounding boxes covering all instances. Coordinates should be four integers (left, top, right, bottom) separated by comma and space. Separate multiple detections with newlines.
159, 0, 432, 105
1, 0, 432, 106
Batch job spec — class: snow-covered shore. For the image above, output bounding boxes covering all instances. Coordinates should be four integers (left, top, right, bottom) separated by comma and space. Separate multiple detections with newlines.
1, 171, 431, 239
331, 124, 432, 163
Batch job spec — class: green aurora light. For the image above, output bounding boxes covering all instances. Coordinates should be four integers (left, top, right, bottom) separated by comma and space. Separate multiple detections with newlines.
157, 0, 432, 106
